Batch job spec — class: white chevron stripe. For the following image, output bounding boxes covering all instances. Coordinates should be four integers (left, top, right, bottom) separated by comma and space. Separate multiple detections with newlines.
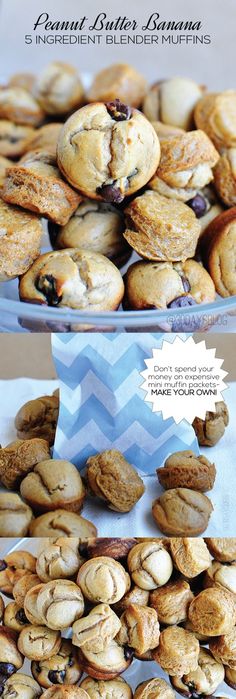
60, 370, 143, 415
52, 334, 159, 368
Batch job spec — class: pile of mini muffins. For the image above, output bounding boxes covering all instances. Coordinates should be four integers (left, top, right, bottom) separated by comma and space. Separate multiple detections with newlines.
0, 391, 229, 538
1, 62, 236, 319
0, 537, 235, 698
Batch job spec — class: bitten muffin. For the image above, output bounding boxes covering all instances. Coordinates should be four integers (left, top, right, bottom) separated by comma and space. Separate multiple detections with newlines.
123, 191, 201, 261
0, 87, 44, 126
169, 538, 211, 578
214, 148, 236, 206
194, 90, 236, 150
157, 451, 216, 492
77, 639, 132, 680
25, 123, 62, 158
86, 450, 145, 512
134, 678, 174, 699
200, 207, 236, 296
18, 625, 61, 661
72, 604, 121, 653
143, 77, 203, 129
150, 579, 194, 625
0, 493, 33, 537
0, 550, 36, 596
36, 579, 84, 630
0, 198, 42, 282
29, 511, 97, 538
171, 647, 225, 697
80, 676, 132, 699
152, 625, 199, 676
127, 541, 173, 590
34, 62, 84, 115
77, 557, 130, 604
116, 603, 160, 654
36, 541, 83, 582
152, 489, 213, 536
0, 120, 35, 158
123, 259, 215, 311
149, 130, 219, 202
0, 438, 50, 489
87, 63, 147, 108
31, 638, 82, 688
2, 151, 81, 225
20, 459, 86, 513
205, 538, 236, 562
1, 672, 41, 698
188, 587, 236, 636
57, 101, 160, 202
192, 401, 229, 446
15, 394, 59, 446
19, 249, 124, 311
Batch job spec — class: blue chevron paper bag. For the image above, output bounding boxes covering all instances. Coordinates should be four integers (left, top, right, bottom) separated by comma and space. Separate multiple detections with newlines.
51, 333, 198, 474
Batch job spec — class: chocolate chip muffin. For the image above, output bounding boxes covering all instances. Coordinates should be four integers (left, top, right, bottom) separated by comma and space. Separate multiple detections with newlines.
80, 677, 132, 699
87, 63, 147, 108
3, 601, 30, 632
72, 603, 121, 653
15, 394, 59, 446
20, 459, 86, 513
157, 451, 216, 492
77, 639, 132, 681
0, 120, 36, 158
36, 579, 84, 630
36, 541, 83, 582
34, 62, 84, 115
0, 438, 50, 489
57, 101, 160, 202
206, 538, 236, 562
127, 541, 173, 590
86, 450, 145, 513
0, 198, 42, 282
31, 638, 82, 689
0, 550, 36, 596
192, 401, 229, 447
116, 603, 160, 654
169, 538, 211, 578
77, 557, 130, 604
29, 511, 97, 538
143, 77, 203, 129
188, 587, 236, 636
194, 90, 236, 150
0, 87, 44, 126
19, 249, 124, 311
18, 625, 61, 661
152, 489, 213, 536
1, 672, 41, 698
153, 626, 200, 676
0, 625, 23, 674
171, 647, 225, 697
0, 493, 33, 537
150, 579, 194, 625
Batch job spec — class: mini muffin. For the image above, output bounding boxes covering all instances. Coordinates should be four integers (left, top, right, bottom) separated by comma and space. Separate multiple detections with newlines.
225, 666, 236, 689
15, 394, 59, 446
0, 155, 12, 187
57, 101, 160, 202
19, 249, 124, 311
150, 579, 194, 625
194, 90, 236, 150
0, 550, 36, 596
18, 625, 61, 661
34, 62, 84, 115
87, 63, 147, 108
124, 259, 215, 311
153, 626, 199, 676
192, 401, 229, 446
36, 541, 83, 582
0, 625, 23, 673
149, 130, 219, 202
171, 647, 225, 697
77, 639, 132, 680
200, 207, 236, 296
112, 585, 149, 615
80, 676, 132, 699
29, 510, 97, 538
214, 148, 236, 206
0, 438, 50, 489
3, 601, 29, 632
116, 604, 160, 655
13, 573, 41, 607
0, 198, 42, 282
77, 557, 130, 604
206, 538, 236, 562
143, 77, 203, 129
1, 672, 41, 698
157, 451, 216, 492
41, 688, 91, 698
24, 583, 47, 625
204, 560, 236, 596
25, 123, 62, 158
151, 121, 185, 141
72, 603, 121, 653
123, 191, 201, 261
2, 150, 81, 225
127, 541, 173, 590
0, 87, 44, 126
169, 538, 211, 578
0, 493, 33, 537
210, 627, 236, 668
31, 638, 82, 688
49, 199, 130, 267
86, 450, 145, 512
188, 587, 236, 636
134, 678, 174, 699
152, 489, 213, 536
0, 120, 35, 158
9, 71, 35, 90
20, 459, 86, 513
36, 579, 84, 630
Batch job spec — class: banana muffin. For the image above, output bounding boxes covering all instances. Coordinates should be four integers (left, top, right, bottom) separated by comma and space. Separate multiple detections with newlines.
34, 62, 84, 115
86, 450, 145, 512
0, 198, 42, 282
0, 120, 35, 158
194, 90, 236, 150
143, 77, 203, 129
20, 459, 86, 513
15, 394, 59, 446
29, 511, 97, 538
87, 63, 147, 108
0, 87, 44, 126
0, 438, 50, 489
152, 489, 213, 536
157, 451, 216, 492
192, 401, 229, 446
31, 638, 82, 689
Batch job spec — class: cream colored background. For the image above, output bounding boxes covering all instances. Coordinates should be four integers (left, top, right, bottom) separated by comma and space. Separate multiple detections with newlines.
0, 0, 235, 89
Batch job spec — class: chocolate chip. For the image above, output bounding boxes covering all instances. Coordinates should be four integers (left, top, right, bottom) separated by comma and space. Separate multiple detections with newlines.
187, 194, 207, 218
181, 276, 191, 293
0, 663, 16, 677
106, 98, 131, 121
124, 646, 134, 661
15, 608, 28, 625
0, 561, 7, 572
36, 274, 62, 307
167, 295, 197, 309
48, 670, 66, 685
96, 183, 124, 203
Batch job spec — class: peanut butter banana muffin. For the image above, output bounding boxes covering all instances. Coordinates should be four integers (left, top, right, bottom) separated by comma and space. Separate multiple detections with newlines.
193, 401, 229, 447
150, 579, 194, 625
77, 557, 130, 604
37, 579, 84, 630
25, 123, 62, 158
123, 191, 201, 261
87, 63, 147, 108
0, 120, 35, 158
210, 627, 236, 668
3, 151, 81, 225
116, 604, 160, 654
201, 207, 236, 296
15, 394, 59, 446
77, 639, 132, 680
20, 459, 86, 513
225, 666, 236, 689
188, 587, 236, 636
0, 550, 36, 597
72, 603, 121, 653
31, 638, 82, 688
18, 625, 61, 661
34, 62, 84, 115
214, 148, 236, 206
13, 574, 41, 608
3, 601, 30, 632
0, 198, 42, 282
24, 583, 46, 625
19, 249, 124, 311
151, 121, 185, 141
153, 626, 199, 676
171, 647, 225, 697
9, 72, 35, 91
149, 131, 219, 202
194, 90, 236, 150
41, 689, 90, 699
36, 541, 83, 582
134, 678, 175, 699
127, 541, 173, 590
80, 676, 132, 699
1, 672, 41, 698
124, 259, 215, 311
112, 585, 149, 615
86, 451, 145, 513
204, 560, 236, 595
170, 538, 211, 578
29, 511, 97, 538
0, 438, 50, 489
206, 538, 236, 562
0, 625, 23, 674
0, 155, 12, 187
0, 492, 33, 537
157, 451, 216, 492
0, 87, 44, 126
143, 77, 203, 129
57, 102, 160, 202
152, 489, 213, 536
